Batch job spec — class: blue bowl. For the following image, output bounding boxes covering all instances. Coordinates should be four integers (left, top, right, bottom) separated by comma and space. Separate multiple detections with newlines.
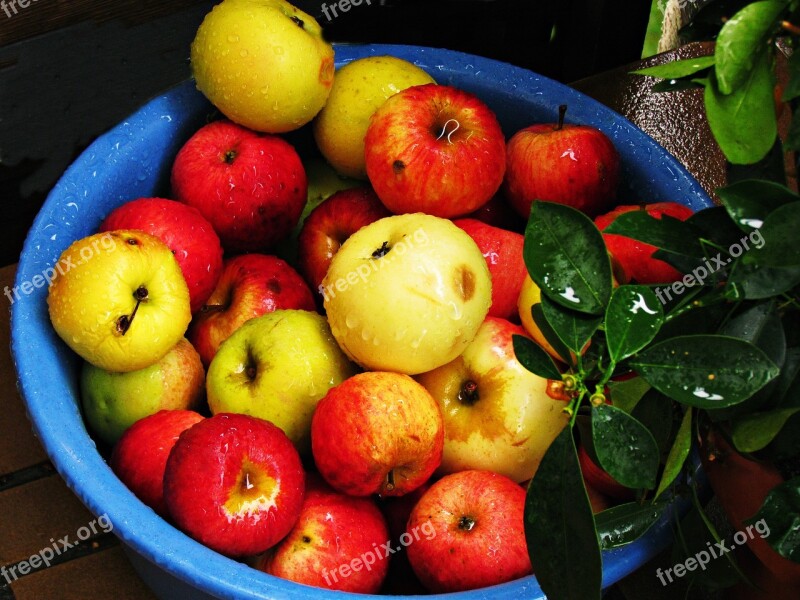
11, 44, 712, 599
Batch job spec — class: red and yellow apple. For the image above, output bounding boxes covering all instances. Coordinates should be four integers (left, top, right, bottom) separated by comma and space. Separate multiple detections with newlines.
406, 470, 532, 592
416, 317, 569, 482
163, 413, 305, 557
364, 83, 506, 217
311, 371, 444, 497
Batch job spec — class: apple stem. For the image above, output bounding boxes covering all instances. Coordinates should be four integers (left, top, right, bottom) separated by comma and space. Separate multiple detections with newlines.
556, 105, 567, 131
372, 241, 391, 259
436, 118, 461, 144
458, 380, 480, 406
117, 285, 148, 336
290, 15, 305, 29
458, 516, 476, 531
385, 469, 395, 493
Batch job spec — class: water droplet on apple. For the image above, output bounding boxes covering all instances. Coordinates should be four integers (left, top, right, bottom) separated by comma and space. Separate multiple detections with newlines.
240, 49, 248, 57
227, 34, 239, 43
345, 315, 359, 329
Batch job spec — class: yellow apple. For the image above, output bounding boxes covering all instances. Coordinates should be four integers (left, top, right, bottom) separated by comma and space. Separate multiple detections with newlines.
323, 213, 491, 375
206, 309, 358, 454
416, 317, 569, 482
47, 230, 192, 372
81, 338, 204, 445
190, 0, 335, 133
517, 273, 566, 363
313, 56, 435, 179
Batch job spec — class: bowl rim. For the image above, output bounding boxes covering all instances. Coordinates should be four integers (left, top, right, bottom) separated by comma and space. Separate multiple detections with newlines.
11, 43, 713, 600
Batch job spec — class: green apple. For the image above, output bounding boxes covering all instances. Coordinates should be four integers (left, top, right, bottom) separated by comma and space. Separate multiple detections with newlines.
190, 0, 335, 133
416, 317, 570, 483
81, 338, 205, 446
323, 213, 492, 375
206, 309, 357, 454
314, 56, 435, 179
47, 230, 192, 372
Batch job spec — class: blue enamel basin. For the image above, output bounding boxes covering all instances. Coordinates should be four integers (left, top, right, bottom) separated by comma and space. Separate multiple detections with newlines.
11, 44, 712, 599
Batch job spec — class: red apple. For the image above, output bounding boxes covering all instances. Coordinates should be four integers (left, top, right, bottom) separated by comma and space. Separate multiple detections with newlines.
364, 84, 506, 218
296, 187, 390, 296
109, 409, 205, 516
99, 198, 223, 314
311, 371, 444, 497
577, 442, 634, 501
454, 218, 527, 320
188, 254, 316, 367
406, 470, 532, 592
171, 119, 307, 253
595, 202, 694, 284
258, 475, 391, 593
163, 413, 305, 557
504, 107, 620, 218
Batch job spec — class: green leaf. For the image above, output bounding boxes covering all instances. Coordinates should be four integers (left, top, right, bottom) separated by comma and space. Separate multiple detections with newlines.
524, 201, 612, 315
785, 109, 800, 152
531, 304, 573, 365
602, 211, 705, 257
651, 78, 705, 93
595, 501, 669, 550
631, 56, 716, 79
607, 376, 650, 414
605, 285, 664, 363
541, 295, 602, 354
732, 408, 800, 452
726, 260, 800, 299
525, 428, 602, 600
717, 179, 799, 232
512, 334, 562, 380
715, 0, 786, 94
746, 476, 800, 563
631, 388, 675, 458
629, 335, 780, 409
688, 205, 758, 249
705, 51, 777, 164
654, 408, 693, 500
742, 202, 800, 267
592, 403, 659, 490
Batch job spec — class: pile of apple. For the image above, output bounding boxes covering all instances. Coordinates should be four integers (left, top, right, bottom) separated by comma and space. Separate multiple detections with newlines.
44, 0, 696, 594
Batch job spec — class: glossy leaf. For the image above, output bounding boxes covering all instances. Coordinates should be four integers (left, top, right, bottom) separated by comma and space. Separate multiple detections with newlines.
717, 179, 798, 232
746, 476, 800, 563
630, 335, 780, 409
602, 211, 705, 257
632, 388, 675, 458
595, 501, 669, 549
541, 295, 602, 355
631, 56, 716, 79
607, 376, 651, 414
715, 0, 785, 94
741, 202, 800, 267
592, 404, 659, 490
512, 334, 562, 381
688, 205, 757, 248
525, 428, 602, 599
732, 408, 800, 453
705, 51, 777, 164
531, 304, 573, 366
655, 408, 693, 500
605, 285, 664, 363
726, 261, 800, 300
524, 201, 612, 315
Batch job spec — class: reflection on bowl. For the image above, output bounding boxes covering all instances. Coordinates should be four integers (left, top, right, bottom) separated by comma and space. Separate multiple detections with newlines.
11, 44, 712, 599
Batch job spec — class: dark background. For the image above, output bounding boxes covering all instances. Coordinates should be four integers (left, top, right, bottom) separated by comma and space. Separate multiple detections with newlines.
0, 0, 652, 267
